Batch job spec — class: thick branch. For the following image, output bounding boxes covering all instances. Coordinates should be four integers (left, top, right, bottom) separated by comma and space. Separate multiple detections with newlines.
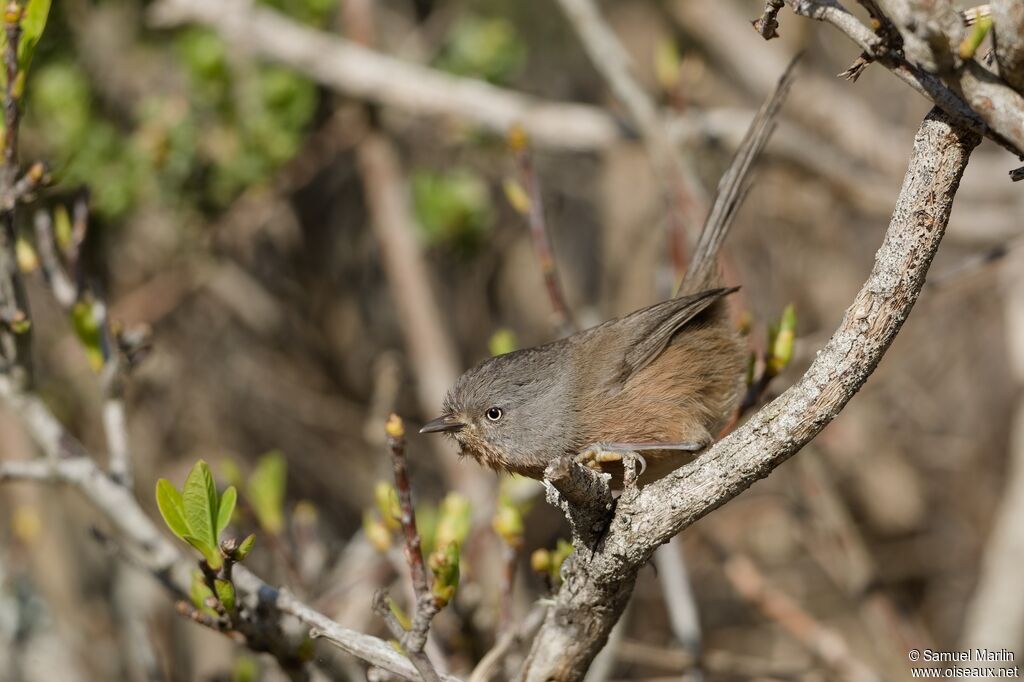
991, 0, 1024, 92
874, 0, 1024, 159
148, 0, 619, 151
520, 108, 979, 681
543, 456, 614, 549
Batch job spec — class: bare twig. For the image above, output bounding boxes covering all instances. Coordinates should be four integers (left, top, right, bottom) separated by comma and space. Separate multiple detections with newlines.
779, 0, 1023, 159
707, 537, 882, 682
0, 3, 31, 388
33, 199, 134, 489
94, 295, 133, 488
652, 538, 702, 660
387, 415, 429, 598
555, 0, 705, 284
372, 591, 440, 682
0, 160, 45, 211
469, 604, 546, 682
522, 108, 979, 680
670, 0, 908, 175
382, 414, 442, 681
753, 0, 787, 39
509, 135, 576, 335
355, 131, 491, 508
872, 0, 1024, 158
148, 0, 619, 151
960, 251, 1024, 667
32, 211, 77, 308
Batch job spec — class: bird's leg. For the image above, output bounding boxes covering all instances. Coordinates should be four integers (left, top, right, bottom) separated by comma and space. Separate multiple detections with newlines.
575, 440, 709, 473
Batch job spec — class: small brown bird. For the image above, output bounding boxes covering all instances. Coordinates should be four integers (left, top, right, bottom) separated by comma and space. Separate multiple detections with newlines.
420, 287, 743, 485
421, 62, 796, 486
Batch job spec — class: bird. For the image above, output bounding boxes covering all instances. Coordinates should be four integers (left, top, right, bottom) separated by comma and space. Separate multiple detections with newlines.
421, 61, 796, 487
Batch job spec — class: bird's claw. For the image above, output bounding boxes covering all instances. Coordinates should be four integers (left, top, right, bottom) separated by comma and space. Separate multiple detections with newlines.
575, 445, 648, 477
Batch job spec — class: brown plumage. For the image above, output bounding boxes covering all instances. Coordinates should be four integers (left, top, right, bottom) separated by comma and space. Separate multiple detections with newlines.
420, 60, 797, 486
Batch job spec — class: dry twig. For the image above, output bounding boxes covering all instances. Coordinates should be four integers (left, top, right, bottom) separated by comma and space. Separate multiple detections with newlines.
555, 0, 705, 283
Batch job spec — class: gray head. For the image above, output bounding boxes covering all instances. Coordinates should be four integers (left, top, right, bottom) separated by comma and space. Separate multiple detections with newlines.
420, 344, 574, 477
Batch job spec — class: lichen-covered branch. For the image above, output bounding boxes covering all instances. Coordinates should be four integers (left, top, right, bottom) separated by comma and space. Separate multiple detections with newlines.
522, 108, 979, 681
778, 0, 1024, 161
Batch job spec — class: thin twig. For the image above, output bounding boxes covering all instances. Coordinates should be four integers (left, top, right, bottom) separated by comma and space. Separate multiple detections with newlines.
652, 537, 702, 662
468, 603, 546, 682
554, 0, 705, 285
0, 160, 45, 211
95, 294, 132, 489
705, 535, 881, 682
498, 542, 517, 636
356, 131, 490, 508
0, 2, 31, 387
32, 210, 77, 308
781, 0, 1022, 159
384, 414, 442, 681
753, 0, 786, 39
509, 136, 576, 335
386, 414, 429, 600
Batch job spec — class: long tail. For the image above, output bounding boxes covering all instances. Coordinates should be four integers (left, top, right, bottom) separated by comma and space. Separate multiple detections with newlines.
678, 55, 800, 295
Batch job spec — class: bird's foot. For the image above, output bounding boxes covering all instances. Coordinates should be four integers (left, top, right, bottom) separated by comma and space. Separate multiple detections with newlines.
575, 440, 710, 474
575, 444, 649, 477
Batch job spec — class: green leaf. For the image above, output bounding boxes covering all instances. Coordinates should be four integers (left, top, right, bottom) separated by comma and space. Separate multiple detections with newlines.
234, 533, 256, 561
155, 479, 189, 540
374, 481, 400, 531
437, 493, 471, 548
412, 169, 493, 250
0, 0, 51, 99
435, 16, 526, 84
768, 303, 797, 375
247, 451, 286, 535
214, 578, 236, 613
388, 598, 411, 631
491, 504, 523, 548
15, 0, 50, 96
488, 328, 517, 357
183, 460, 219, 554
53, 204, 72, 253
70, 300, 104, 372
216, 486, 237, 539
231, 655, 258, 682
428, 542, 460, 606
959, 15, 992, 60
183, 534, 221, 569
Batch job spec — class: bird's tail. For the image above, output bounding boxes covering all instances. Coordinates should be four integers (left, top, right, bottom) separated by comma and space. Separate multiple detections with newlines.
678, 56, 800, 295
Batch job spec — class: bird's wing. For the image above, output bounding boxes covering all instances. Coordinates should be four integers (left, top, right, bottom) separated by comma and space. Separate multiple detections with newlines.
617, 286, 738, 383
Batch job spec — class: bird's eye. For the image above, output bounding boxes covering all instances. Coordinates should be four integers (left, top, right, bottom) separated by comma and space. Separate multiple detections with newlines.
485, 407, 503, 422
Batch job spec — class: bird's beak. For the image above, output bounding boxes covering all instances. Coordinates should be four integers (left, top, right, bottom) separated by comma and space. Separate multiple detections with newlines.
419, 414, 466, 434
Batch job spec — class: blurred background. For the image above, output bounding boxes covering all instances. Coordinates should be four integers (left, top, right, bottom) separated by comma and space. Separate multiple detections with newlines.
1, 0, 1022, 680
